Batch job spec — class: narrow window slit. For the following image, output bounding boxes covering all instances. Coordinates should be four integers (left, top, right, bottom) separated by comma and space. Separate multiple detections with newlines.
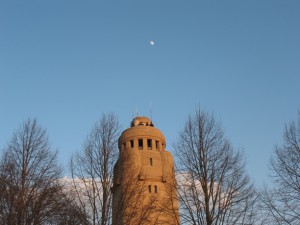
130, 140, 134, 148
147, 139, 152, 150
138, 139, 143, 149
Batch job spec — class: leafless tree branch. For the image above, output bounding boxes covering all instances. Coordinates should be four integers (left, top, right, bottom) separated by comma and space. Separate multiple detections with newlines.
174, 108, 258, 225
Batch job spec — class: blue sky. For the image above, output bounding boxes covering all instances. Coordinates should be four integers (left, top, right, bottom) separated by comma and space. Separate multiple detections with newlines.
0, 0, 299, 186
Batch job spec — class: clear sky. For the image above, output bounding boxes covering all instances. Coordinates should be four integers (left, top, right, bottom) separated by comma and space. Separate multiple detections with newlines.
1, 0, 299, 186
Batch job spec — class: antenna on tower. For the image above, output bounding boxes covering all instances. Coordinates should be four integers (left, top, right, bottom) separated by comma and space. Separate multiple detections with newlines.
132, 106, 139, 118
150, 101, 153, 121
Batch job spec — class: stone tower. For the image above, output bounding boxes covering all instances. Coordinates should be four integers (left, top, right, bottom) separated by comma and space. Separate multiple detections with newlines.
112, 116, 180, 225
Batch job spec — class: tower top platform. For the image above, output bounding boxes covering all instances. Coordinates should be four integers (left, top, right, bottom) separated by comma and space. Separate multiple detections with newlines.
118, 116, 166, 147
130, 116, 154, 127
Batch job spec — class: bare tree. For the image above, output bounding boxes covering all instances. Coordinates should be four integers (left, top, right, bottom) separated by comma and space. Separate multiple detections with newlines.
49, 188, 90, 225
174, 109, 258, 225
0, 118, 64, 225
112, 172, 160, 225
111, 163, 181, 225
69, 113, 120, 225
261, 112, 300, 225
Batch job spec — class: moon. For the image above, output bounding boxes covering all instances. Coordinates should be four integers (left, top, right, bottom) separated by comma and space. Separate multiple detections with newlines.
149, 41, 155, 46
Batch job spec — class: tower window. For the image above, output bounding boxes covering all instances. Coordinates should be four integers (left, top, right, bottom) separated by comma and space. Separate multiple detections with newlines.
130, 140, 134, 148
154, 185, 157, 193
148, 185, 151, 193
150, 158, 153, 166
138, 139, 143, 149
155, 140, 159, 150
147, 139, 152, 150
123, 143, 126, 149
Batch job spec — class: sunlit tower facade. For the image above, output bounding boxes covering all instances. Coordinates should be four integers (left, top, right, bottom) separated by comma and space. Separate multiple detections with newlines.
112, 116, 180, 225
